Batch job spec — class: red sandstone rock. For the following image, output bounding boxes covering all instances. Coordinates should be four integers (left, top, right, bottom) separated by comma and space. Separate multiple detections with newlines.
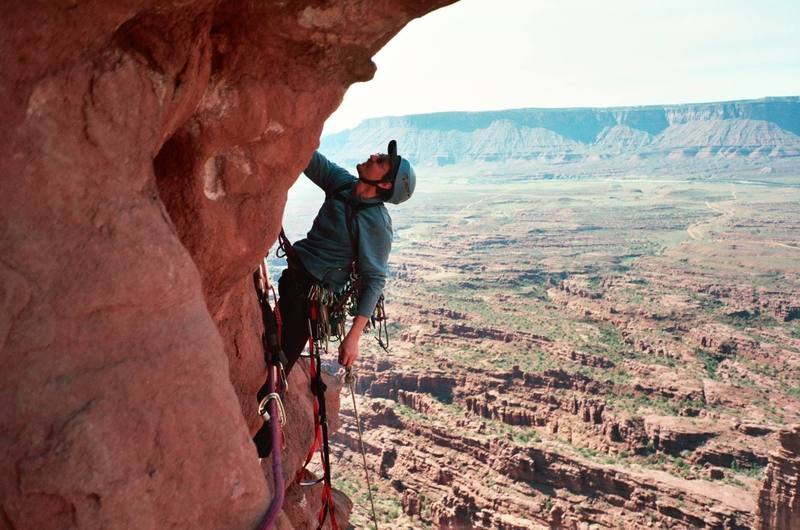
757, 425, 800, 530
643, 415, 722, 456
431, 485, 479, 529
0, 1, 454, 527
403, 489, 421, 516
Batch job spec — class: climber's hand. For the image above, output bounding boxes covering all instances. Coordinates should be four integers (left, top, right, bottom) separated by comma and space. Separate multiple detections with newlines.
339, 315, 368, 367
338, 334, 359, 367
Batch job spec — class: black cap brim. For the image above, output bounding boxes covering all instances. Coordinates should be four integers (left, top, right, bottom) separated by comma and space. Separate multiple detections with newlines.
387, 139, 401, 182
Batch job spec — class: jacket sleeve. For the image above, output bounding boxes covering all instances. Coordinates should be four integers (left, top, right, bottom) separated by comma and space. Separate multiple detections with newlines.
303, 151, 355, 193
355, 210, 393, 318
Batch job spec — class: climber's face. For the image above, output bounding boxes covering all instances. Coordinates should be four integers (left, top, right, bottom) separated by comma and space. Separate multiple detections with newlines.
356, 153, 391, 183
354, 154, 393, 200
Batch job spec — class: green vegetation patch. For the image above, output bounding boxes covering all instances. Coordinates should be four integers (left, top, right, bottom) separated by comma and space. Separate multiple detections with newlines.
479, 417, 542, 446
395, 403, 433, 425
695, 348, 727, 379
728, 460, 766, 479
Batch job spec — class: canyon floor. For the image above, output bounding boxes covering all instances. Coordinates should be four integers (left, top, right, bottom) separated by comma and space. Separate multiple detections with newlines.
283, 166, 800, 529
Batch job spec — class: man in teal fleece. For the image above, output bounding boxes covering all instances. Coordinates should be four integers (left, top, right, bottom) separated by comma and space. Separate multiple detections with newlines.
280, 141, 416, 371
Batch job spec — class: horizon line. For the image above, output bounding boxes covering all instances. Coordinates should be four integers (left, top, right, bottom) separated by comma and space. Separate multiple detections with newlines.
324, 94, 800, 136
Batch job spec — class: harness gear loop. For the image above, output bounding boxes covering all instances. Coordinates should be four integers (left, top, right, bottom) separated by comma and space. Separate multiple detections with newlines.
345, 367, 380, 530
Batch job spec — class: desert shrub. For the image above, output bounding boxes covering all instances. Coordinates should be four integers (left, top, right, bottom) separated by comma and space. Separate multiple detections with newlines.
695, 348, 721, 378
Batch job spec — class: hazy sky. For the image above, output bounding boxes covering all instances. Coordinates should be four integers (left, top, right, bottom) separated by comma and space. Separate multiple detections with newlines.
323, 0, 800, 133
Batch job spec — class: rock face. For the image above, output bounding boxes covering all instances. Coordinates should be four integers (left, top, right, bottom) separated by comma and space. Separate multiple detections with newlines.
757, 426, 800, 530
0, 1, 453, 528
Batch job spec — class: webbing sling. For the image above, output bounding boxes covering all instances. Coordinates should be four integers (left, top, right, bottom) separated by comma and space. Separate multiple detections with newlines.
299, 297, 339, 530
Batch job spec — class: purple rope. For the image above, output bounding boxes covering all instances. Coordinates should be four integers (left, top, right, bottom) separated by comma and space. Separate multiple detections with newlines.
259, 367, 285, 529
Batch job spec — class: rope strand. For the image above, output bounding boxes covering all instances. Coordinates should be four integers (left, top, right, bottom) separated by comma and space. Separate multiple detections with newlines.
346, 368, 379, 530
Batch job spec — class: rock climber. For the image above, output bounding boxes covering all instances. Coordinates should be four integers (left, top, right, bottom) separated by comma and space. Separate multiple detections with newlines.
252, 141, 415, 461
279, 140, 416, 373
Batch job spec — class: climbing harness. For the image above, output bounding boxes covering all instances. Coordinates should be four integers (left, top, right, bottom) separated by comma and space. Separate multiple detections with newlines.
345, 367, 379, 530
253, 259, 288, 530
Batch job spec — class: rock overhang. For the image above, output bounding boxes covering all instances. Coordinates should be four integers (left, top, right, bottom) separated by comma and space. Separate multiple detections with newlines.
0, 1, 456, 528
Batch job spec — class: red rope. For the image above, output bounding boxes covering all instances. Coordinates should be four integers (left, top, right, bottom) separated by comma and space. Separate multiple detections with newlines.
319, 483, 339, 530
301, 340, 322, 472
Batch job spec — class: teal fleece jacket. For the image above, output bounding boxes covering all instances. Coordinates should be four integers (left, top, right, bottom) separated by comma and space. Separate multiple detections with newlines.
293, 151, 393, 317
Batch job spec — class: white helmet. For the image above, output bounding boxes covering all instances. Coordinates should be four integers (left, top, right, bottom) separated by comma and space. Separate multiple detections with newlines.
386, 140, 416, 205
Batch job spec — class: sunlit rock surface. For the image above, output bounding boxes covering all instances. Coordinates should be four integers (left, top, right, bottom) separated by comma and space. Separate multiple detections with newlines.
0, 1, 454, 528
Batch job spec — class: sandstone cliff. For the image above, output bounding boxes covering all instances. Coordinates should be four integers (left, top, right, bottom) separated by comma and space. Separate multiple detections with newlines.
0, 1, 453, 528
757, 426, 800, 530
